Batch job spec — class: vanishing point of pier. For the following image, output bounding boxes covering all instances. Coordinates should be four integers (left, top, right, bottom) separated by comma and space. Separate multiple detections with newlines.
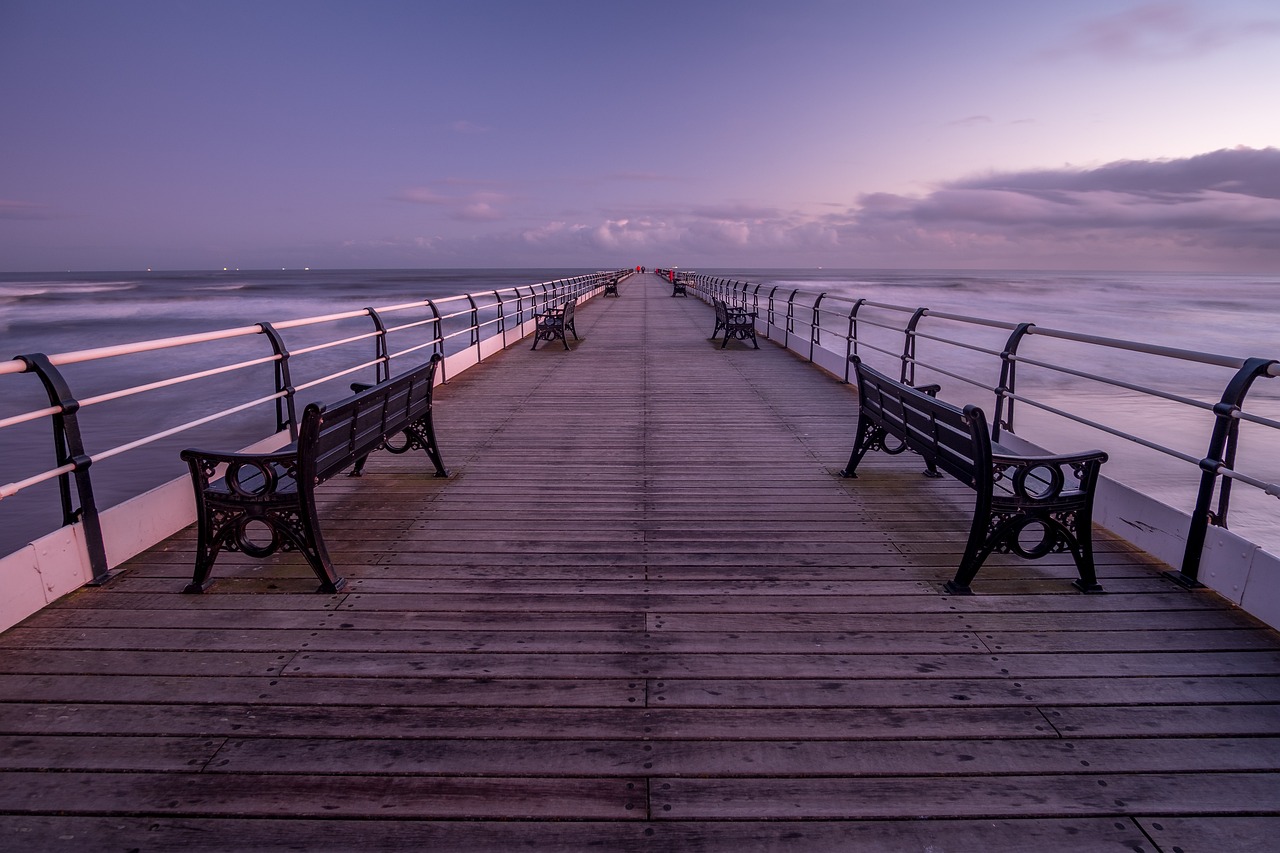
1, 273, 1279, 851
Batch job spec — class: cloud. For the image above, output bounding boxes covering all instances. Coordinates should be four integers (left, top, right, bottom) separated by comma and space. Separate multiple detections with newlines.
843, 147, 1280, 265
952, 147, 1280, 199
601, 172, 683, 183
393, 182, 510, 222
0, 199, 59, 220
1045, 2, 1280, 62
369, 149, 1280, 270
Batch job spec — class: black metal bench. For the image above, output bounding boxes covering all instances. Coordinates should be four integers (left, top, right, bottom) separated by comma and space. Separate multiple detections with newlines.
180, 353, 448, 593
531, 299, 578, 350
672, 277, 687, 297
712, 298, 759, 349
603, 277, 619, 297
840, 356, 1108, 594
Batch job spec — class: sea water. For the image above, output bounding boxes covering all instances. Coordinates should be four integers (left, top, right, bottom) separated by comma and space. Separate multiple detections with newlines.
2, 268, 1277, 559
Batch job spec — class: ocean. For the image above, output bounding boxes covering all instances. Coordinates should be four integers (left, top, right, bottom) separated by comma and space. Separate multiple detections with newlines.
3, 267, 1278, 559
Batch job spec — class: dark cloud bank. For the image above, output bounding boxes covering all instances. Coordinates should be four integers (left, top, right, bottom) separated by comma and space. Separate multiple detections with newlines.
370, 148, 1280, 271
838, 147, 1280, 268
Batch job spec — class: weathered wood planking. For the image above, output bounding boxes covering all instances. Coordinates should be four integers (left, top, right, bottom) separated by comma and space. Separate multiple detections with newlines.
1, 272, 1278, 851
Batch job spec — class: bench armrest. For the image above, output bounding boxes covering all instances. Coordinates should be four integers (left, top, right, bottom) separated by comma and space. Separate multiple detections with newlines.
989, 449, 1108, 501
180, 447, 300, 491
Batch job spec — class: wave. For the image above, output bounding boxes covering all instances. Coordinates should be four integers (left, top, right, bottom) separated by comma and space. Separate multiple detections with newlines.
0, 281, 139, 299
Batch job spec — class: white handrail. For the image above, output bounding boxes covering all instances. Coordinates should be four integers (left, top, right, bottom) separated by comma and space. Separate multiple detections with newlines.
1, 271, 621, 517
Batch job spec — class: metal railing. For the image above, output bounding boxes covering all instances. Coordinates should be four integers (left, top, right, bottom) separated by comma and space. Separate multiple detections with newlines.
690, 273, 1280, 585
1, 270, 626, 579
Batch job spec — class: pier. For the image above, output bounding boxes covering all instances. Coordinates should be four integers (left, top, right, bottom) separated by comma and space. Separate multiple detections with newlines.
1, 273, 1279, 850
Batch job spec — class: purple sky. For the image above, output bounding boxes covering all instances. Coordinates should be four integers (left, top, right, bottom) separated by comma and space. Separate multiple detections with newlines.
2, 0, 1279, 272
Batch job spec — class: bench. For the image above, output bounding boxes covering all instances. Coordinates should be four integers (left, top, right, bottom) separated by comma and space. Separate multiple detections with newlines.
712, 298, 759, 349
180, 353, 448, 593
672, 277, 687, 297
603, 277, 619, 297
531, 298, 578, 350
839, 356, 1107, 594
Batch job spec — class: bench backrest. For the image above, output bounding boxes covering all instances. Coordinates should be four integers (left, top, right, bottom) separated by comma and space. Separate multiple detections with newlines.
853, 357, 991, 490
562, 299, 575, 324
298, 353, 442, 486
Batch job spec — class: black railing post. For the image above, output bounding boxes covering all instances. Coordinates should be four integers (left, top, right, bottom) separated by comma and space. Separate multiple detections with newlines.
991, 323, 1034, 442
809, 293, 826, 363
844, 298, 866, 384
465, 295, 481, 355
257, 323, 296, 440
16, 353, 111, 585
365, 307, 389, 384
1175, 356, 1278, 587
901, 308, 928, 387
493, 290, 508, 348
785, 289, 799, 349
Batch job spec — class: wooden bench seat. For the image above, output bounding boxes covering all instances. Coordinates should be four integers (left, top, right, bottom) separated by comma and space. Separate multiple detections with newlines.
840, 356, 1107, 594
180, 354, 448, 593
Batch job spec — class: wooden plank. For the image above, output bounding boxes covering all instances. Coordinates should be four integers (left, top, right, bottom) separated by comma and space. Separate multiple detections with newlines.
0, 817, 661, 853
1138, 816, 1280, 853
207, 735, 1280, 777
0, 703, 1050, 740
0, 735, 224, 771
0, 771, 644, 819
0, 627, 992, 655
650, 772, 1280, 819
1045, 704, 1280, 736
284, 651, 1017, 679
652, 675, 1280, 707
0, 817, 1151, 853
0, 675, 641, 706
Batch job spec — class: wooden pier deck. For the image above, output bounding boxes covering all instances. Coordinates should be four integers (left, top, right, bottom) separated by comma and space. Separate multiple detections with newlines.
2, 273, 1279, 851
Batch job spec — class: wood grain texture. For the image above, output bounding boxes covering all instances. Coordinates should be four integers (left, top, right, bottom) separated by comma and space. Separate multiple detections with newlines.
2, 273, 1277, 851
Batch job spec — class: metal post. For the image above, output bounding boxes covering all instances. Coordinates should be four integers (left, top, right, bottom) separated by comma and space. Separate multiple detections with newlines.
1174, 356, 1278, 587
364, 307, 389, 384
991, 323, 1034, 442
844, 299, 866, 384
16, 353, 111, 585
809, 293, 826, 363
465, 295, 481, 360
901, 308, 928, 387
785, 289, 799, 350
257, 323, 296, 440
493, 289, 508, 348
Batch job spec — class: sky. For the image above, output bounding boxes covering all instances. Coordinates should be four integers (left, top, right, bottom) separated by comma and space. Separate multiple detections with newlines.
2, 0, 1279, 272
